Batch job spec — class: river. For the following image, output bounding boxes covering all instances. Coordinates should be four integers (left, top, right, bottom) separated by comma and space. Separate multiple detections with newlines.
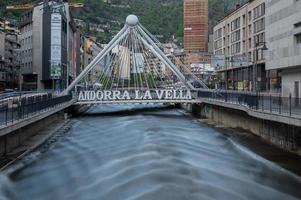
0, 105, 301, 200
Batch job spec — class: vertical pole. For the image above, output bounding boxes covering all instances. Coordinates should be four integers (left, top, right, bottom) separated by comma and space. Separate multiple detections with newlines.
261, 94, 264, 111
11, 100, 14, 123
253, 45, 258, 93
279, 95, 281, 114
269, 94, 272, 112
289, 93, 292, 116
256, 92, 259, 110
5, 104, 7, 126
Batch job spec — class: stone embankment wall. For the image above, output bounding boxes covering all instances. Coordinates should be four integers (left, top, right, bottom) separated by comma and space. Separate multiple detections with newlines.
182, 103, 301, 155
0, 112, 65, 157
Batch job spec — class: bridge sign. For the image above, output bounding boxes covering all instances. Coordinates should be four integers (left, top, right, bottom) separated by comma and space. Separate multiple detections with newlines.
77, 90, 192, 102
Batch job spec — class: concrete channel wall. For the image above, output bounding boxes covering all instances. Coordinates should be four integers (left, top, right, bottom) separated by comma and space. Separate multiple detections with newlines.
182, 103, 301, 155
0, 111, 65, 157
0, 100, 75, 158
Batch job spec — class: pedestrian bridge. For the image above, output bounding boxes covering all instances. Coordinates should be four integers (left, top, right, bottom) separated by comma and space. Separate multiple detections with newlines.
63, 15, 208, 105
74, 89, 200, 105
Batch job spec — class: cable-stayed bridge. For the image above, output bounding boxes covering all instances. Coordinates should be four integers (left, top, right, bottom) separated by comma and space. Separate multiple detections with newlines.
63, 15, 208, 105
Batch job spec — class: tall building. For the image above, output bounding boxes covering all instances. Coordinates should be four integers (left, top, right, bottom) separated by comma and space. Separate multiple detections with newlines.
265, 0, 301, 97
183, 0, 209, 69
213, 0, 267, 91
19, 1, 80, 91
0, 19, 21, 90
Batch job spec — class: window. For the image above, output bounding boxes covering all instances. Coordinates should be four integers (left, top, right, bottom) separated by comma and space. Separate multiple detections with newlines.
254, 33, 265, 46
254, 3, 265, 19
249, 25, 252, 35
294, 21, 301, 28
214, 28, 222, 39
231, 30, 241, 43
231, 17, 240, 31
214, 39, 223, 49
254, 18, 265, 33
296, 33, 301, 44
231, 42, 241, 54
248, 11, 252, 22
248, 52, 252, 62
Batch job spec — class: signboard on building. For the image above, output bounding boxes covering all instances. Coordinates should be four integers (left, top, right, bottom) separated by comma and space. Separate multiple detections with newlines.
190, 63, 214, 74
232, 54, 248, 68
211, 55, 225, 70
50, 13, 62, 78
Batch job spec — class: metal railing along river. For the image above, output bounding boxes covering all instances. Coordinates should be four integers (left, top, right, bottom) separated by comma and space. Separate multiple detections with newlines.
197, 90, 301, 118
0, 94, 72, 127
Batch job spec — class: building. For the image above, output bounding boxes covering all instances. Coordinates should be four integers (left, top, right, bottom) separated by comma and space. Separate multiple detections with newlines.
148, 57, 166, 78
82, 36, 106, 83
69, 20, 82, 83
0, 19, 21, 90
183, 0, 209, 69
213, 0, 266, 91
19, 1, 80, 91
265, 0, 301, 97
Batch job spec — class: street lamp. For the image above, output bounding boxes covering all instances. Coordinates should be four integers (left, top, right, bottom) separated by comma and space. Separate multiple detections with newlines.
224, 57, 234, 90
253, 41, 268, 92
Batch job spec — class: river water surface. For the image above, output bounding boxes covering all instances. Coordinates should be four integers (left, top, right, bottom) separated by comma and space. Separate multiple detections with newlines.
1, 105, 301, 200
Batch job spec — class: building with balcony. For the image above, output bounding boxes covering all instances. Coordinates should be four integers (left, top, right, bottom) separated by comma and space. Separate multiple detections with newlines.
265, 0, 301, 97
0, 19, 21, 91
19, 1, 80, 91
213, 0, 267, 91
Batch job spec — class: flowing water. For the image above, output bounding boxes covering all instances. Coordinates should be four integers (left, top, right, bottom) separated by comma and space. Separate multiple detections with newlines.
0, 105, 301, 200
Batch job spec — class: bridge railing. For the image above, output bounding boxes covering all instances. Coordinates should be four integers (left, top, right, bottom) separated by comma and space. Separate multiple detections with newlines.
197, 90, 301, 118
0, 94, 72, 127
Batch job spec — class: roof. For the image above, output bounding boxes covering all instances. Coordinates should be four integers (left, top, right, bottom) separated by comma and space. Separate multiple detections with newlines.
215, 0, 254, 25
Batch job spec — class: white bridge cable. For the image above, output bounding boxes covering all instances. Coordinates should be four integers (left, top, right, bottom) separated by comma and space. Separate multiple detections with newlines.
139, 23, 209, 90
99, 53, 113, 88
115, 31, 129, 90
66, 16, 210, 97
137, 25, 192, 89
132, 29, 159, 90
132, 28, 151, 90
100, 51, 117, 89
139, 38, 173, 90
136, 27, 193, 90
63, 26, 128, 94
132, 28, 162, 90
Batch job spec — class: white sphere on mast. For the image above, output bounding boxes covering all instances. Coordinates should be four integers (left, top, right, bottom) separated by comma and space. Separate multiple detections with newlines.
126, 15, 139, 26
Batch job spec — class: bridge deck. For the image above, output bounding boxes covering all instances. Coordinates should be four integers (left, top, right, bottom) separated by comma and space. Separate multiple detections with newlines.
74, 99, 200, 105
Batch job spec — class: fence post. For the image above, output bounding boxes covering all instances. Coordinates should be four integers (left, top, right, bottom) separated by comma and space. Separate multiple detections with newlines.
256, 93, 259, 110
289, 93, 292, 116
261, 94, 264, 112
270, 95, 272, 112
11, 102, 14, 124
279, 95, 281, 114
5, 105, 8, 126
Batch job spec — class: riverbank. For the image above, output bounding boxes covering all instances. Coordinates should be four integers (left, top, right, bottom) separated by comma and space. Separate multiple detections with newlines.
195, 117, 301, 177
0, 119, 70, 171
1, 105, 301, 200
2, 105, 300, 177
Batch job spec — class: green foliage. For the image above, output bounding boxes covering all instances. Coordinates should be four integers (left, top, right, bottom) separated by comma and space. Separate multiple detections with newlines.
1, 0, 247, 43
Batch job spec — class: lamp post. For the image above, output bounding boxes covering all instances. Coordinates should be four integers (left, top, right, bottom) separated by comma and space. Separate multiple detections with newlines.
225, 57, 234, 90
253, 41, 268, 93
